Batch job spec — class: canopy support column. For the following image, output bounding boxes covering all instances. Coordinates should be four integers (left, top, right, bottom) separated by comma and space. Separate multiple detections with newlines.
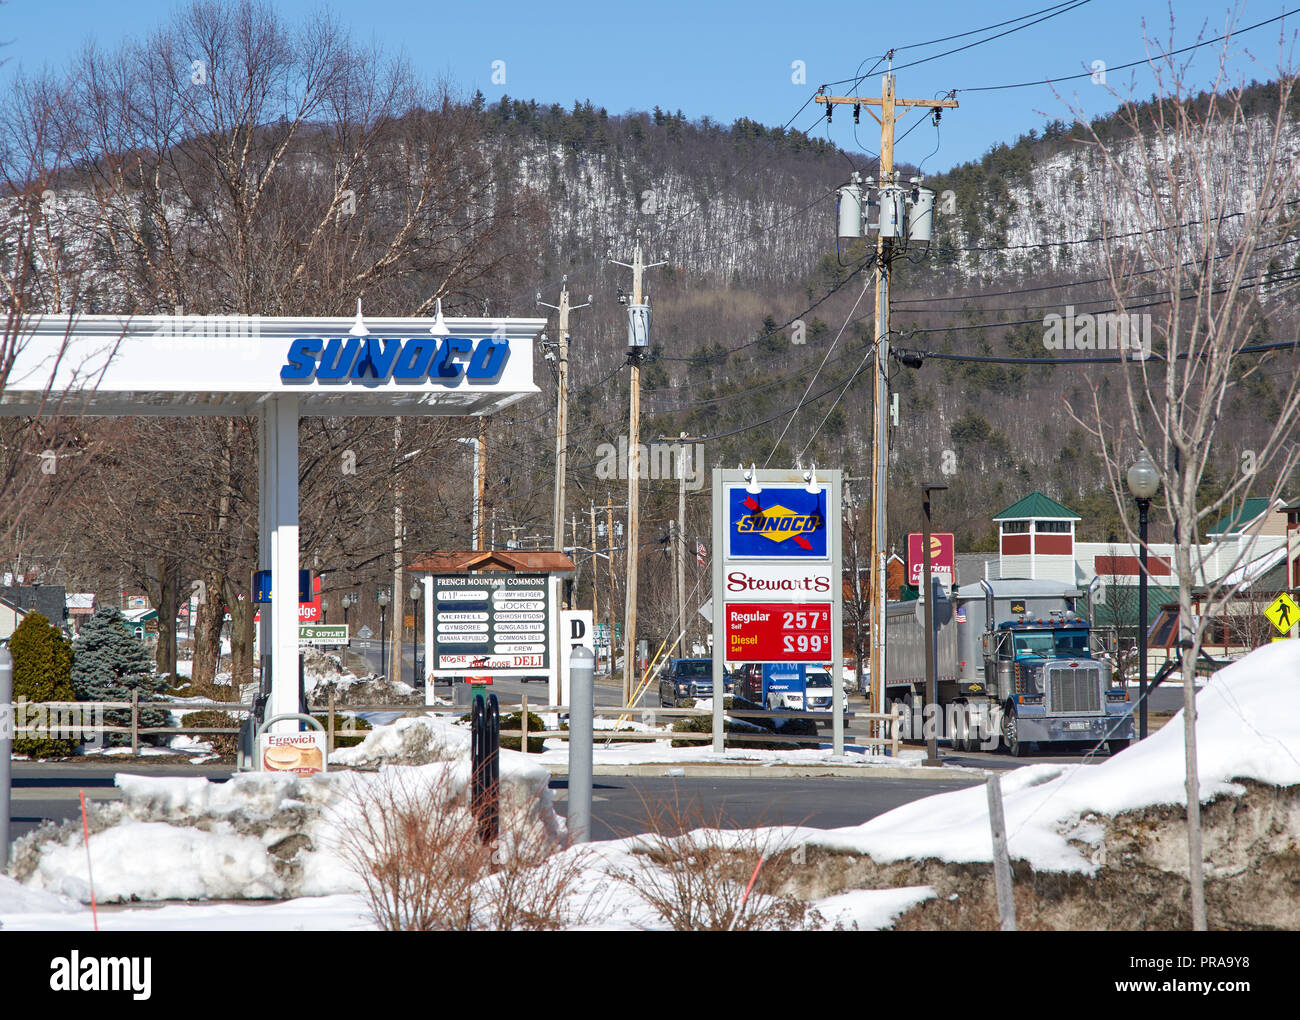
259, 395, 300, 732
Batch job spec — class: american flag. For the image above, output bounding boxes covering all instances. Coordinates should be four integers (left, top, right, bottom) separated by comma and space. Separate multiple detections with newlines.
697, 541, 707, 567
955, 606, 966, 623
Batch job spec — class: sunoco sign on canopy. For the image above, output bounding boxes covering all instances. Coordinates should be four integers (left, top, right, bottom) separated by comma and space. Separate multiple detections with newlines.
281, 335, 510, 384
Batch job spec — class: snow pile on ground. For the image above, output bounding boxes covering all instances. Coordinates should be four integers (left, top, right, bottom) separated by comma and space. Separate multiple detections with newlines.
303, 647, 421, 705
0, 875, 82, 916
807, 640, 1300, 873
9, 752, 561, 904
330, 713, 469, 767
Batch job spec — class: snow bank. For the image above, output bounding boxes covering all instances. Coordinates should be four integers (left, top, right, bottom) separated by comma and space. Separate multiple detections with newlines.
807, 640, 1300, 873
814, 886, 937, 929
0, 875, 81, 915
330, 713, 469, 766
302, 647, 419, 705
11, 752, 561, 905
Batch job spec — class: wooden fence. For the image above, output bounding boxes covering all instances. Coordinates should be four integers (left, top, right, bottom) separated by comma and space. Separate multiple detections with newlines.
13, 691, 904, 758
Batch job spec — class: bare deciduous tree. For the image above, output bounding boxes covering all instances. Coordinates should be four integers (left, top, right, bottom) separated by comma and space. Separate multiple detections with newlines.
1069, 33, 1300, 930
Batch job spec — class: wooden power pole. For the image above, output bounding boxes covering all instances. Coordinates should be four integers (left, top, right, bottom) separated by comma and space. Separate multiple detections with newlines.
612, 240, 666, 703
476, 416, 487, 549
606, 496, 616, 675
538, 278, 590, 549
816, 76, 957, 728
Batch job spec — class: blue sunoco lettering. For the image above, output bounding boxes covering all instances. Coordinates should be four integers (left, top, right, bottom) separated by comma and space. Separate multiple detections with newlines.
281, 338, 322, 381
281, 336, 511, 384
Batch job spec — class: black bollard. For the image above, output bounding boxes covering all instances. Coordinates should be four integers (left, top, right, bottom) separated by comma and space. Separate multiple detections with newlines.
485, 694, 500, 844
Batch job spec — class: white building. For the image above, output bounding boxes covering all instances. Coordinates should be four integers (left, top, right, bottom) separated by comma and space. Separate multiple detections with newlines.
985, 490, 1291, 593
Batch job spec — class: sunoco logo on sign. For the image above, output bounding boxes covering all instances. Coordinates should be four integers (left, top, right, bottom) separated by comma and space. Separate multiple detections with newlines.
728, 487, 827, 558
280, 336, 509, 384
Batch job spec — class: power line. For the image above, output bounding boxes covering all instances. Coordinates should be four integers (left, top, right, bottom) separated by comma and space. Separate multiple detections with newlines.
898, 264, 1300, 336
896, 337, 1300, 367
656, 251, 876, 362
884, 0, 1092, 76
893, 234, 1300, 309
959, 7, 1300, 93
764, 276, 871, 466
821, 2, 1092, 87
891, 1, 1088, 54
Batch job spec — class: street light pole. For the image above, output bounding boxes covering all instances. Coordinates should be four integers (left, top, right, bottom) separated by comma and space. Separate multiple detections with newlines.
922, 482, 947, 768
1126, 453, 1161, 741
410, 582, 422, 688
342, 593, 355, 648
377, 587, 391, 678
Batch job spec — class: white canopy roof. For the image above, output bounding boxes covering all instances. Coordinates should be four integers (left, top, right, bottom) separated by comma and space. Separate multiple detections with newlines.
2, 314, 545, 416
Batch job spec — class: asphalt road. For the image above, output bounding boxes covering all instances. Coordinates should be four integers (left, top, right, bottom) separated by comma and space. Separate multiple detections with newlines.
6, 759, 985, 845
547, 775, 981, 842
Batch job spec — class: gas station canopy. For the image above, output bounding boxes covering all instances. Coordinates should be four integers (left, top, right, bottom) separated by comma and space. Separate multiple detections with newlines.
1, 311, 546, 738
2, 313, 544, 417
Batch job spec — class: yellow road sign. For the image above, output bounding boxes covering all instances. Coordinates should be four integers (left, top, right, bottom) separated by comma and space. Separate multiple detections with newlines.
1263, 593, 1300, 634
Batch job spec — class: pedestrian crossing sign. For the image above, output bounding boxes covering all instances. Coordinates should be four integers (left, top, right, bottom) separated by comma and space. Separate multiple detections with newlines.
1263, 592, 1300, 634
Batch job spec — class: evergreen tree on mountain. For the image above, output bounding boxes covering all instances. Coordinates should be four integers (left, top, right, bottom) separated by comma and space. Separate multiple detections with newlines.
72, 605, 169, 745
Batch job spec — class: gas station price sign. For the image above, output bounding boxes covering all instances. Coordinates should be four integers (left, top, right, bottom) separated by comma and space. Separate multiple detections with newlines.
726, 602, 832, 661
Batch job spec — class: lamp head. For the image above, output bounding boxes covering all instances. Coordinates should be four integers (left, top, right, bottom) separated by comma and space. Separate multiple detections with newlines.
1126, 452, 1161, 500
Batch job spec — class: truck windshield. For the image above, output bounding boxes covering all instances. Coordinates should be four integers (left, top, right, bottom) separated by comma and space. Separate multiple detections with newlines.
1013, 629, 1089, 658
1054, 629, 1088, 655
675, 660, 711, 677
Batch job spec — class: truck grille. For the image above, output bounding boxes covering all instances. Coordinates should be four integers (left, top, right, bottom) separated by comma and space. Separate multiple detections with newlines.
1047, 665, 1102, 714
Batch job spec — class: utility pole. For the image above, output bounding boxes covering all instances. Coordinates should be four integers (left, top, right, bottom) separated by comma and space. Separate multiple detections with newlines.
590, 501, 599, 645
538, 278, 592, 549
392, 419, 404, 687
606, 497, 616, 676
671, 432, 701, 654
476, 417, 487, 549
612, 240, 667, 703
818, 76, 957, 724
571, 513, 580, 607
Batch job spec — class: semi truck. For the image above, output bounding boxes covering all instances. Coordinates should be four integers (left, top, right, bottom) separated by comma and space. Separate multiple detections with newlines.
884, 578, 1135, 756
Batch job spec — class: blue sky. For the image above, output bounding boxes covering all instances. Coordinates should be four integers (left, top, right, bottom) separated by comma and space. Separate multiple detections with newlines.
1, 0, 1296, 171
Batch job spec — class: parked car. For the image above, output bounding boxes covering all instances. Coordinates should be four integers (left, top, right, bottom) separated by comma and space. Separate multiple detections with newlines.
731, 662, 764, 703
805, 666, 850, 713
658, 658, 731, 706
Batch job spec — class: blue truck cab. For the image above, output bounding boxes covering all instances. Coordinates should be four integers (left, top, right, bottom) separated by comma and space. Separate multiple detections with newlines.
989, 612, 1134, 756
